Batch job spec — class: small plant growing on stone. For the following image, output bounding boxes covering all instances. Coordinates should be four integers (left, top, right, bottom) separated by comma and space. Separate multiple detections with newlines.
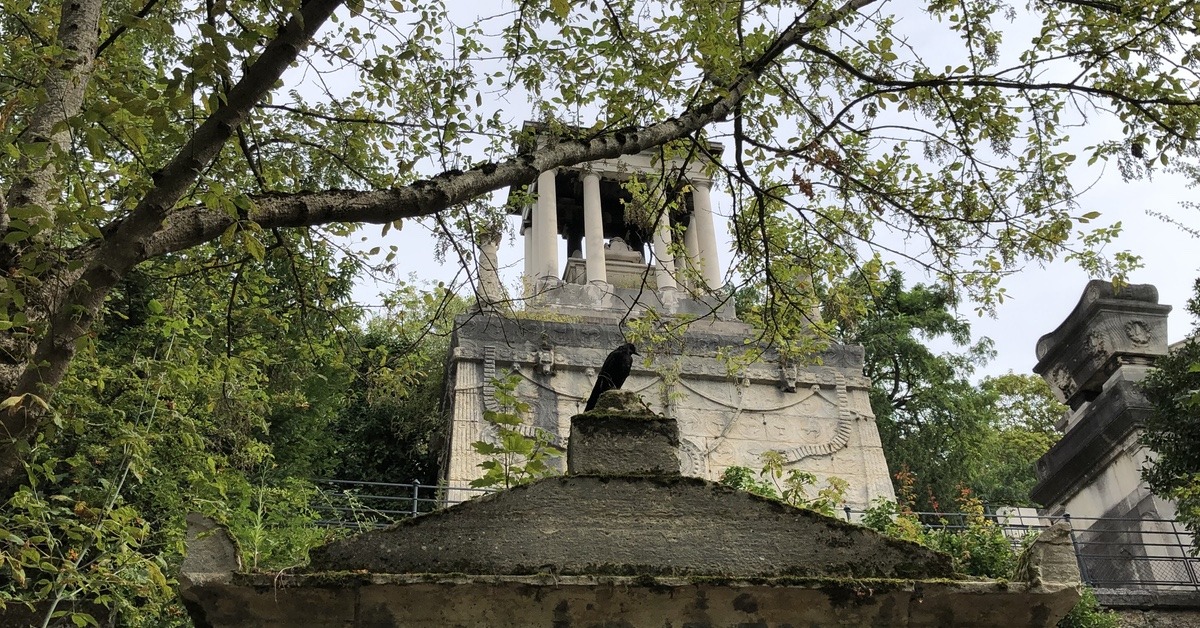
719, 452, 848, 516
470, 374, 561, 489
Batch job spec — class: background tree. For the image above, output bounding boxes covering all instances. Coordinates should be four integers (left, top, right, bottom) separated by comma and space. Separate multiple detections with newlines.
974, 372, 1065, 506
827, 270, 1063, 509
328, 283, 467, 485
1140, 278, 1200, 548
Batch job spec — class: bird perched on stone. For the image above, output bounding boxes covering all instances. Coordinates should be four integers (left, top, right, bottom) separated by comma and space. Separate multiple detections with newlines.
585, 343, 639, 411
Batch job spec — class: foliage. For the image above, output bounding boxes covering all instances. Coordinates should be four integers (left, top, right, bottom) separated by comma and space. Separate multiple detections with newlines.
329, 282, 467, 485
1141, 278, 1200, 551
210, 474, 331, 572
0, 236, 361, 624
1057, 588, 1121, 628
828, 271, 1061, 509
470, 374, 562, 489
863, 471, 1017, 578
719, 452, 849, 517
0, 452, 176, 628
973, 373, 1065, 506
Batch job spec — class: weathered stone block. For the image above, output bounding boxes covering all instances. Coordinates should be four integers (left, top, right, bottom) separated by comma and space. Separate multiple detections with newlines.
567, 389, 680, 475
1013, 522, 1080, 593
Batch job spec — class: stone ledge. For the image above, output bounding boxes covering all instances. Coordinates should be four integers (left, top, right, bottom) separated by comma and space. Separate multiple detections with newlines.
1095, 587, 1200, 609
185, 573, 1081, 628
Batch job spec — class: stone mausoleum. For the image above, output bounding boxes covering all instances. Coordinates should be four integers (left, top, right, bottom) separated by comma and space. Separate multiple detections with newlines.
443, 123, 896, 509
180, 391, 1081, 627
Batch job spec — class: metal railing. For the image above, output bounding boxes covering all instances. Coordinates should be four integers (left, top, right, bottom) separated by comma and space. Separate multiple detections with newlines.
314, 479, 1199, 591
1061, 514, 1200, 592
313, 479, 493, 529
838, 507, 1200, 592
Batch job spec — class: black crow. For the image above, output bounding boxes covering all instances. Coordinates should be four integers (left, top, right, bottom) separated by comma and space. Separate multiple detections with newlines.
585, 343, 639, 411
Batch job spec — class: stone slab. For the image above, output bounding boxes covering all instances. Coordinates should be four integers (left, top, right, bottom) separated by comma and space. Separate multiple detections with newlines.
307, 475, 952, 579
185, 573, 1080, 628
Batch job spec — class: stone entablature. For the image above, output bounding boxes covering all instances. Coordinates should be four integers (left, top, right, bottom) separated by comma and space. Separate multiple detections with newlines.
442, 312, 893, 510
1034, 280, 1171, 410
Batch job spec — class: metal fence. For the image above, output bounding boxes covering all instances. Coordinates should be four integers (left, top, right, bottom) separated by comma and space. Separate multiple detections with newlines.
315, 479, 1199, 592
1062, 514, 1200, 591
313, 479, 492, 529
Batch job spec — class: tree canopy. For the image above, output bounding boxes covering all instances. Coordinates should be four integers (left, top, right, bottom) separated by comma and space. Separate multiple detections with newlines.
2, 0, 1196, 490
826, 270, 1064, 509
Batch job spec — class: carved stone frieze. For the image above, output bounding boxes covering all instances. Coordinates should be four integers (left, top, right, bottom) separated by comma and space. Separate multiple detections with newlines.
678, 439, 707, 477
444, 311, 896, 509
1034, 280, 1171, 408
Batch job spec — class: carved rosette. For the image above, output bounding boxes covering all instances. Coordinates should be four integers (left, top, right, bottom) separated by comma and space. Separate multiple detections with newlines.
1125, 320, 1151, 345
678, 439, 707, 477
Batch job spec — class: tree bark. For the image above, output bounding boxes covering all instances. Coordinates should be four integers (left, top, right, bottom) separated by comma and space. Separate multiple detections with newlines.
0, 0, 347, 490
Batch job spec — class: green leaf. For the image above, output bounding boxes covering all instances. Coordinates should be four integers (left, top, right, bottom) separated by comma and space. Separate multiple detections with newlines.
242, 232, 266, 262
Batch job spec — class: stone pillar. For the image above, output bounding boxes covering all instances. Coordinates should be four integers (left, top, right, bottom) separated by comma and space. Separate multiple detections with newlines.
680, 217, 699, 287
535, 170, 559, 280
568, 389, 680, 476
691, 179, 720, 288
582, 171, 607, 285
445, 361, 484, 504
652, 208, 677, 291
477, 235, 504, 307
522, 223, 534, 294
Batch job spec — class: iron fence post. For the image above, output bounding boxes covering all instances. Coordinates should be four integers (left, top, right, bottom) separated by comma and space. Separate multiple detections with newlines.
844, 505, 852, 522
411, 479, 421, 516
1168, 518, 1199, 590
1062, 513, 1091, 586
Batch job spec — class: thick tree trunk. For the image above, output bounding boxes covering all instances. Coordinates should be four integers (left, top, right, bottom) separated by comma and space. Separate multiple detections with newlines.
0, 0, 104, 486
0, 0, 347, 492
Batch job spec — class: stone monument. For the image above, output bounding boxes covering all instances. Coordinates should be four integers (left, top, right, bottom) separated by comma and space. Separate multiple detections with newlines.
1031, 280, 1192, 594
446, 123, 896, 510
1031, 280, 1174, 520
179, 390, 1082, 627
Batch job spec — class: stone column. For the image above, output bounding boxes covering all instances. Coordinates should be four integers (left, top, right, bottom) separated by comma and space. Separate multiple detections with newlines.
522, 223, 534, 294
582, 171, 607, 285
681, 216, 699, 284
652, 208, 677, 291
691, 179, 720, 288
535, 170, 559, 280
478, 235, 504, 307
